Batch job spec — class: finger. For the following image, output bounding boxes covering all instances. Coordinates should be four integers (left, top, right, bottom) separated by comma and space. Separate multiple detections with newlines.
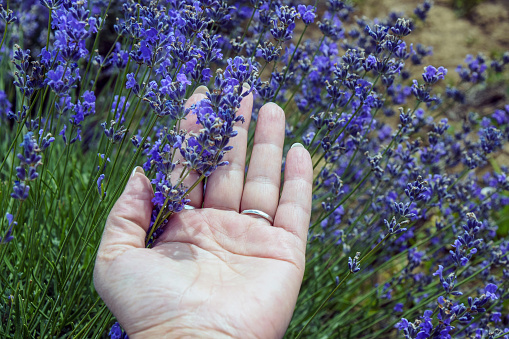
240, 103, 285, 222
274, 144, 313, 245
203, 84, 253, 211
96, 167, 153, 261
170, 86, 209, 207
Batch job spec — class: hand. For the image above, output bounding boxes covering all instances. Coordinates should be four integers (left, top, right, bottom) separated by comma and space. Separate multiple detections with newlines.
93, 88, 313, 339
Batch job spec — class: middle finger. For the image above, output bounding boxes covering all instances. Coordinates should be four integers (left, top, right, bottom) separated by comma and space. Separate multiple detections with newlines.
203, 84, 253, 211
240, 103, 285, 222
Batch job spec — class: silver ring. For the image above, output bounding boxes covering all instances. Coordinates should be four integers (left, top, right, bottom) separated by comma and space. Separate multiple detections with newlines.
184, 204, 196, 210
240, 209, 274, 225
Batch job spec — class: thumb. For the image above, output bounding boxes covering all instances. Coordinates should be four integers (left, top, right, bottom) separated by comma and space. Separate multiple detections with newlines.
97, 166, 153, 262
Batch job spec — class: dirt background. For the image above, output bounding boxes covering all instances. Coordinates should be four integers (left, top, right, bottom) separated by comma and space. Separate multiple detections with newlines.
356, 0, 509, 162
356, 0, 509, 74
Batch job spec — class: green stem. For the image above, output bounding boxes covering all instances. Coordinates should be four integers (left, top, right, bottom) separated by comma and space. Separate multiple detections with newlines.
79, 0, 114, 93
0, 23, 9, 52
311, 170, 371, 229
236, 2, 258, 51
271, 25, 308, 101
296, 233, 392, 338
282, 34, 326, 112
46, 9, 52, 49
0, 90, 41, 172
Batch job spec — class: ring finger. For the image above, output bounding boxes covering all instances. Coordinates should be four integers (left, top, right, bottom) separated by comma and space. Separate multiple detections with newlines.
240, 103, 285, 223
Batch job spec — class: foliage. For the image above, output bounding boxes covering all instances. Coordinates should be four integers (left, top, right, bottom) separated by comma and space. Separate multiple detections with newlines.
0, 0, 508, 338
452, 0, 485, 17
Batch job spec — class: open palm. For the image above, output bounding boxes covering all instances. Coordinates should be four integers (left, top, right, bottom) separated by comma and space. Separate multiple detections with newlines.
94, 89, 313, 338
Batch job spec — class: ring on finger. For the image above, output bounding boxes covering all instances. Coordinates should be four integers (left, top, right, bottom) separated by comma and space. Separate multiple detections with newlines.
240, 209, 274, 225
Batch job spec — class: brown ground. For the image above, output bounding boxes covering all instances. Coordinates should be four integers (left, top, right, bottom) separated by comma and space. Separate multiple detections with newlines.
356, 0, 509, 162
357, 0, 509, 79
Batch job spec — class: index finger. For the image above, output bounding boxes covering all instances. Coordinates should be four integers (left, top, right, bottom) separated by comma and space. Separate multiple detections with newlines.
169, 86, 209, 207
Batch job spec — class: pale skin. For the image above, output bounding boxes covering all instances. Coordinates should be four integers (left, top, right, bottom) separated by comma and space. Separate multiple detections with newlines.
93, 86, 313, 338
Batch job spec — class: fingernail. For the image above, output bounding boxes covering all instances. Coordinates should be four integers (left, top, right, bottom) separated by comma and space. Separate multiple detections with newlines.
131, 166, 144, 178
242, 83, 251, 90
291, 143, 304, 149
193, 85, 209, 95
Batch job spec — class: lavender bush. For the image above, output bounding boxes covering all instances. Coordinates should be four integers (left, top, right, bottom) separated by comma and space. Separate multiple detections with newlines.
1, 0, 508, 337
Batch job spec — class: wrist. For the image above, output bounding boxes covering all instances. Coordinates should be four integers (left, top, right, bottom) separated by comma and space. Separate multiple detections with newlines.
129, 325, 236, 339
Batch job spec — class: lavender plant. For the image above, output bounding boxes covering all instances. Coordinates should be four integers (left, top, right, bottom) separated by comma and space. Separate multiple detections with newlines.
0, 0, 508, 337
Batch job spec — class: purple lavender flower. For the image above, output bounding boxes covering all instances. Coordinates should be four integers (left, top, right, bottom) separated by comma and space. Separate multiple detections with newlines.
270, 6, 298, 42
422, 65, 447, 84
126, 73, 140, 95
101, 121, 126, 144
365, 24, 389, 43
3, 0, 509, 336
348, 252, 361, 273
11, 181, 30, 201
394, 303, 403, 312
97, 174, 105, 197
108, 322, 128, 339
40, 0, 64, 9
484, 283, 498, 300
456, 54, 488, 83
70, 91, 96, 127
391, 18, 412, 37
414, 0, 433, 21
38, 130, 55, 151
51, 1, 96, 61
384, 217, 409, 235
257, 42, 282, 62
433, 265, 463, 296
405, 177, 429, 202
0, 213, 16, 244
0, 90, 12, 119
12, 46, 45, 96
297, 5, 316, 25
45, 65, 80, 95
111, 96, 129, 125
410, 43, 433, 65
480, 127, 503, 154
0, 5, 17, 24
10, 132, 47, 201
16, 133, 42, 175
411, 80, 434, 103
491, 312, 502, 323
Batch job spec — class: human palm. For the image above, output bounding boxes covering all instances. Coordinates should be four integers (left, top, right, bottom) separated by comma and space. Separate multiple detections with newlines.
94, 89, 313, 338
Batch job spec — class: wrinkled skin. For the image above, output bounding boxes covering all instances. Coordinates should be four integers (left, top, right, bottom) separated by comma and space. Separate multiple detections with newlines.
94, 88, 313, 338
